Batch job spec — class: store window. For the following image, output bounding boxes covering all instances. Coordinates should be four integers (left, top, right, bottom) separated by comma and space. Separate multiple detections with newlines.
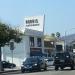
44, 41, 54, 48
37, 38, 42, 47
30, 37, 34, 47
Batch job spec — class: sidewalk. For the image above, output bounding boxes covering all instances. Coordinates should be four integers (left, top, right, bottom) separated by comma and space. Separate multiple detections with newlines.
0, 67, 21, 73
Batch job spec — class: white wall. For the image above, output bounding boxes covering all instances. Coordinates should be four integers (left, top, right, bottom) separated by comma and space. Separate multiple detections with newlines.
2, 34, 44, 67
2, 35, 30, 67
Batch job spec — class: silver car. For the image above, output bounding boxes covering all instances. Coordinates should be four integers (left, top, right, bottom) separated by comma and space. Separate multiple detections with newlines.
45, 57, 54, 66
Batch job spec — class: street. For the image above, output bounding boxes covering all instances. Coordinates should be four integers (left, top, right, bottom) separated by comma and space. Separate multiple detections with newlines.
1, 67, 75, 75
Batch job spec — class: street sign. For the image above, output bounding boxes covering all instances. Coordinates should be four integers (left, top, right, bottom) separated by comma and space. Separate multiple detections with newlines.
10, 42, 14, 50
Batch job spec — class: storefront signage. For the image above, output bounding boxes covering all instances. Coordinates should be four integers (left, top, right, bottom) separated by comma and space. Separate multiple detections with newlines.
25, 15, 45, 32
26, 19, 39, 27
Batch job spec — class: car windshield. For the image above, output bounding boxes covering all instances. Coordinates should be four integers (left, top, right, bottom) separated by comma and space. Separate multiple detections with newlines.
55, 53, 65, 59
24, 57, 38, 64
64, 52, 70, 56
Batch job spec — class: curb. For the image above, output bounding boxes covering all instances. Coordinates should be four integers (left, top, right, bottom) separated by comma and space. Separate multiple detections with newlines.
0, 69, 20, 73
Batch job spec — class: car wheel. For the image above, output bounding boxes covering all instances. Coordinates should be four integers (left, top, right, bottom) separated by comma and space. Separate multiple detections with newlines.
44, 67, 47, 71
38, 68, 41, 71
71, 65, 74, 70
44, 65, 47, 71
21, 69, 25, 73
38, 66, 41, 71
55, 66, 59, 70
60, 66, 64, 70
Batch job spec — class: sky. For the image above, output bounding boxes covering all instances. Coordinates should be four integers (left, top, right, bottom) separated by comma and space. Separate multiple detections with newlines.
0, 0, 75, 36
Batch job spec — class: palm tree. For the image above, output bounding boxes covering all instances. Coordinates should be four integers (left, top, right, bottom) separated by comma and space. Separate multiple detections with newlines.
56, 32, 60, 38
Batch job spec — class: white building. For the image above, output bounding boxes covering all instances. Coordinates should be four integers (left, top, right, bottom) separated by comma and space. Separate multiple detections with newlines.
2, 15, 45, 67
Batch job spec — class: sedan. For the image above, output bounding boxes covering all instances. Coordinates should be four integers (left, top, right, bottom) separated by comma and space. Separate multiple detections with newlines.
21, 57, 47, 73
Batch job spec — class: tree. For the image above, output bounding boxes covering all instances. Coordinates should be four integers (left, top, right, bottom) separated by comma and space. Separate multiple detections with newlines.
0, 22, 22, 71
56, 32, 60, 38
51, 33, 55, 37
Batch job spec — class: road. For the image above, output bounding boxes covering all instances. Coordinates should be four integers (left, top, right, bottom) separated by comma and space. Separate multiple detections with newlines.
1, 67, 75, 75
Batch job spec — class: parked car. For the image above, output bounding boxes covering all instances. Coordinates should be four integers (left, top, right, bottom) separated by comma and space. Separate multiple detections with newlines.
54, 52, 74, 70
45, 57, 54, 66
2, 61, 16, 68
73, 54, 75, 65
21, 57, 47, 73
